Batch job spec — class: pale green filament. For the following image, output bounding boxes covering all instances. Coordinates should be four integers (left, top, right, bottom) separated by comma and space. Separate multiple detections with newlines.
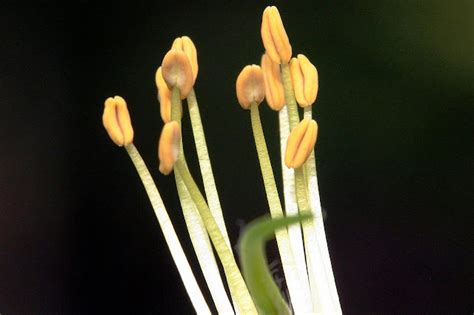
281, 63, 299, 129
249, 102, 314, 314
239, 214, 313, 315
187, 89, 232, 250
278, 106, 313, 313
170, 87, 235, 314
124, 143, 210, 314
171, 87, 182, 126
174, 158, 258, 315
281, 65, 342, 313
303, 107, 343, 314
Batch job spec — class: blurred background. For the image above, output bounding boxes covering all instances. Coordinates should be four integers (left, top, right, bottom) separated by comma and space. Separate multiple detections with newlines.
0, 0, 472, 313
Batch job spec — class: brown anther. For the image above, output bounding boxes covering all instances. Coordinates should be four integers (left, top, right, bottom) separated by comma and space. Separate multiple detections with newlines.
290, 54, 319, 107
161, 49, 194, 99
236, 65, 265, 110
171, 36, 198, 82
102, 95, 134, 146
261, 53, 285, 111
285, 118, 318, 168
261, 6, 292, 64
158, 121, 181, 175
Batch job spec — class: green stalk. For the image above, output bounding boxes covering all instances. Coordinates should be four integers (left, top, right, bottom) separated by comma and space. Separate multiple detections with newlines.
281, 63, 300, 129
187, 89, 232, 249
250, 102, 314, 314
124, 143, 210, 314
174, 158, 258, 315
171, 87, 182, 126
281, 63, 342, 313
239, 214, 313, 315
170, 87, 235, 314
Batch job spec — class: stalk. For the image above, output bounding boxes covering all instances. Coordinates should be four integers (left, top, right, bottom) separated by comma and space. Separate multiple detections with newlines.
174, 158, 258, 315
187, 89, 232, 249
124, 143, 210, 314
250, 102, 314, 314
279, 105, 312, 313
171, 87, 235, 314
303, 107, 343, 314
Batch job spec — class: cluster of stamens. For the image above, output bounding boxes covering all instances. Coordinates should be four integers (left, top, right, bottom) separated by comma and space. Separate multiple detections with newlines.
101, 6, 341, 315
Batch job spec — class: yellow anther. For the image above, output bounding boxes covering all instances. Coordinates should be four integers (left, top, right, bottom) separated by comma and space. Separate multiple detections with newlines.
261, 53, 285, 111
172, 36, 198, 82
155, 66, 175, 123
290, 54, 319, 107
102, 95, 134, 147
158, 121, 181, 175
285, 118, 318, 168
161, 49, 194, 99
236, 65, 265, 110
261, 6, 292, 64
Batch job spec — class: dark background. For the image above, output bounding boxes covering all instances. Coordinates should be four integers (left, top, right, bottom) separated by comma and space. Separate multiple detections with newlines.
0, 0, 472, 314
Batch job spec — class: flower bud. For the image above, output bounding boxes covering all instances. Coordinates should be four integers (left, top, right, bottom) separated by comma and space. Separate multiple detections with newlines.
285, 118, 318, 168
155, 66, 174, 123
171, 36, 198, 82
261, 53, 285, 111
236, 65, 265, 110
161, 49, 194, 99
158, 121, 181, 175
102, 95, 134, 146
261, 6, 292, 64
290, 54, 319, 107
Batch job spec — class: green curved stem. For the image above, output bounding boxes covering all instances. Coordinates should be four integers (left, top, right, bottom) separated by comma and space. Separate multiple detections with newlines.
239, 214, 313, 315
174, 158, 258, 315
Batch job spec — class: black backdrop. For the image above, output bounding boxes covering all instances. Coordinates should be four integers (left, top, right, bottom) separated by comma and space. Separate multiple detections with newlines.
0, 1, 472, 314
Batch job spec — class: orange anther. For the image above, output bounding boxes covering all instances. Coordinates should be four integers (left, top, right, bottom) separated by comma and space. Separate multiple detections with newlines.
102, 95, 134, 146
261, 53, 285, 111
261, 6, 292, 64
285, 118, 318, 168
158, 121, 181, 175
290, 54, 319, 107
236, 65, 265, 110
